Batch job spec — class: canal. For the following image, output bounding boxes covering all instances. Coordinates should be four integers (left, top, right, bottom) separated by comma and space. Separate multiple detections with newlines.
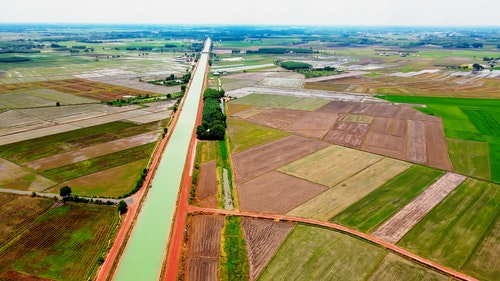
114, 38, 211, 281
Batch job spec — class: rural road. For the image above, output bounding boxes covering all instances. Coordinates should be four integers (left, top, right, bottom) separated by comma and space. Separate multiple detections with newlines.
0, 188, 124, 204
187, 206, 479, 281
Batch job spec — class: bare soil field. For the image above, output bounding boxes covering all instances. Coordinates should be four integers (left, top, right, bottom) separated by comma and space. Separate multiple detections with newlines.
315, 100, 357, 114
323, 121, 370, 148
363, 132, 406, 160
232, 135, 329, 184
278, 145, 382, 188
231, 106, 271, 119
406, 120, 427, 164
259, 77, 304, 88
241, 218, 295, 280
372, 172, 467, 244
26, 131, 159, 170
196, 161, 218, 208
425, 122, 454, 170
0, 158, 56, 191
285, 111, 339, 138
237, 171, 327, 214
184, 215, 224, 281
305, 71, 368, 83
369, 117, 406, 136
246, 108, 308, 130
287, 158, 411, 220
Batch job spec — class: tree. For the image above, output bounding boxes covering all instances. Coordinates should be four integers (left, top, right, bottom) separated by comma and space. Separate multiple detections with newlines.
117, 200, 128, 215
56, 102, 60, 107
60, 185, 72, 198
472, 63, 484, 71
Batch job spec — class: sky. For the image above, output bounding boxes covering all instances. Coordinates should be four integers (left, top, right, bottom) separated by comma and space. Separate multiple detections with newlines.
0, 0, 498, 26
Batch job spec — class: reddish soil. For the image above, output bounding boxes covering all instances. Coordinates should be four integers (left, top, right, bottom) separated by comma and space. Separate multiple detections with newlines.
372, 173, 466, 244
241, 218, 295, 281
246, 108, 308, 130
237, 171, 327, 214
370, 117, 406, 136
315, 100, 357, 114
350, 103, 375, 115
392, 106, 417, 120
323, 121, 370, 148
363, 133, 406, 160
232, 135, 329, 184
183, 215, 224, 281
196, 161, 218, 208
285, 112, 339, 139
1, 271, 54, 281
425, 122, 453, 171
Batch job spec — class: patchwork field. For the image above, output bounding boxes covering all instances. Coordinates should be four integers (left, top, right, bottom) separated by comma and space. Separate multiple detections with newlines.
286, 157, 411, 220
183, 215, 224, 281
258, 224, 386, 280
241, 218, 294, 281
232, 135, 329, 184
398, 178, 500, 273
332, 165, 445, 233
0, 203, 117, 281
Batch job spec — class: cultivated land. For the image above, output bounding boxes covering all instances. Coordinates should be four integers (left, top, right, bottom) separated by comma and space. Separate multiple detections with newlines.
367, 253, 449, 281
398, 179, 500, 274
0, 202, 118, 281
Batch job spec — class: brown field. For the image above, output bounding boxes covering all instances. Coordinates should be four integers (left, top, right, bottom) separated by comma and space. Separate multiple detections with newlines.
237, 171, 327, 214
0, 79, 155, 101
369, 117, 406, 136
232, 135, 329, 184
285, 111, 339, 138
315, 100, 357, 114
287, 158, 411, 220
246, 108, 308, 130
231, 106, 271, 119
227, 103, 252, 115
0, 195, 54, 248
0, 158, 56, 191
406, 120, 427, 164
197, 161, 218, 208
372, 172, 466, 243
278, 145, 383, 188
363, 132, 406, 159
25, 131, 160, 170
241, 218, 295, 281
1, 271, 55, 281
323, 121, 370, 148
425, 122, 453, 170
184, 215, 224, 281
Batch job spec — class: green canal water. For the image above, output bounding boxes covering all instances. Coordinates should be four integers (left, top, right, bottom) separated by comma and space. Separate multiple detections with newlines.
114, 39, 210, 281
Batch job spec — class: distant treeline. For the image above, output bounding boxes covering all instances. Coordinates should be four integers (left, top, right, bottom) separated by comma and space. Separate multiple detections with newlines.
196, 88, 226, 141
280, 61, 312, 70
0, 57, 31, 63
246, 47, 314, 54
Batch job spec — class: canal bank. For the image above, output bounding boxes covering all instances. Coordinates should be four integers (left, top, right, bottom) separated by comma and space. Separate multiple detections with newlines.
113, 38, 211, 281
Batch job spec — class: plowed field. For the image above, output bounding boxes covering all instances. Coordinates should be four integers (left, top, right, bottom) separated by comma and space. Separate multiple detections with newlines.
197, 161, 218, 208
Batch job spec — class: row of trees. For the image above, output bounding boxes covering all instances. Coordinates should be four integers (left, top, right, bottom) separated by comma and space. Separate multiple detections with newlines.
196, 88, 226, 140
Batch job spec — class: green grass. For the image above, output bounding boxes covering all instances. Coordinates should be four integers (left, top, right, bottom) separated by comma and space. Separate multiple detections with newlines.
227, 118, 289, 153
220, 216, 249, 281
447, 139, 490, 180
0, 121, 136, 163
258, 224, 386, 280
398, 178, 500, 270
367, 253, 449, 281
331, 165, 444, 233
41, 142, 155, 182
231, 93, 302, 108
0, 203, 118, 281
377, 95, 500, 183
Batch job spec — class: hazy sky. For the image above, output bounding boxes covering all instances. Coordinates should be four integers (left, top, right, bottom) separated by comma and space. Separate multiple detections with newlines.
1, 0, 498, 26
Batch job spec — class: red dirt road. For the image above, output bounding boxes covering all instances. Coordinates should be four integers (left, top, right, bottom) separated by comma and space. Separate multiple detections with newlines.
187, 206, 478, 281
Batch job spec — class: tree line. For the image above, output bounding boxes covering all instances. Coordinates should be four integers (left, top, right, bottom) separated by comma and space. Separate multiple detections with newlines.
196, 88, 226, 140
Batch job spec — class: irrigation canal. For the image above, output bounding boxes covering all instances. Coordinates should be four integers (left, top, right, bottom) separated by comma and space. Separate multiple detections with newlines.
113, 38, 211, 281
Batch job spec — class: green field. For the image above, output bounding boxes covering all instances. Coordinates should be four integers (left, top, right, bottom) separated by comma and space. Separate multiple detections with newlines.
398, 178, 500, 271
41, 142, 155, 182
199, 140, 217, 163
367, 253, 449, 281
0, 202, 118, 281
258, 224, 385, 280
331, 165, 444, 233
0, 121, 137, 163
227, 118, 289, 153
230, 93, 329, 111
378, 95, 500, 183
220, 216, 249, 281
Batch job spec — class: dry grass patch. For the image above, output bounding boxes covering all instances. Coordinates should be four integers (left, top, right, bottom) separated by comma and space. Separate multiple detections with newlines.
278, 145, 382, 188
287, 158, 411, 220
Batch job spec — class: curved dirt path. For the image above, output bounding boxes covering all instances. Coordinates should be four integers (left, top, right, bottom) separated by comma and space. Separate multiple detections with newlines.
187, 206, 478, 281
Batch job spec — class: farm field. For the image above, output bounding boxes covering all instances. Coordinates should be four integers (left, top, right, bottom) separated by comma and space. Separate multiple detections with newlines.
367, 253, 449, 281
227, 118, 290, 153
230, 93, 330, 111
398, 178, 500, 274
0, 157, 56, 191
0, 202, 118, 281
286, 157, 411, 220
0, 88, 98, 109
183, 215, 224, 281
378, 95, 500, 182
331, 165, 445, 233
241, 218, 295, 281
196, 160, 218, 208
258, 224, 386, 280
